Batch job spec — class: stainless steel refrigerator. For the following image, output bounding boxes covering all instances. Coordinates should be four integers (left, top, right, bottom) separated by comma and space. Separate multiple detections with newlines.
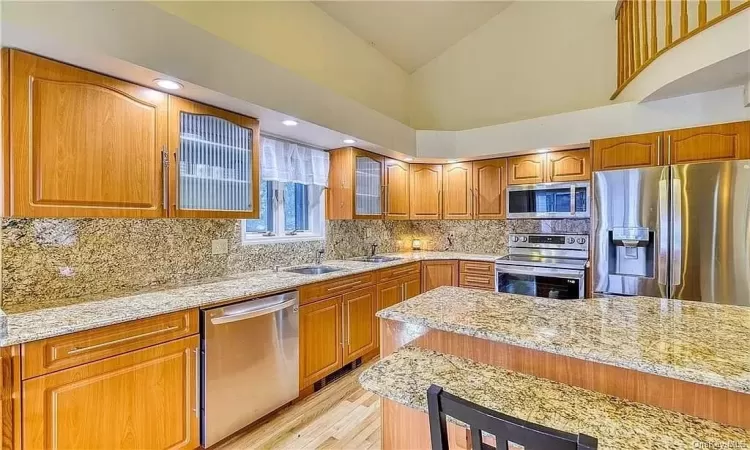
592, 160, 750, 305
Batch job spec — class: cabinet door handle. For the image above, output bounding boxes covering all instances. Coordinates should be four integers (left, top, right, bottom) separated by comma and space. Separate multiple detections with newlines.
161, 148, 170, 214
194, 347, 200, 418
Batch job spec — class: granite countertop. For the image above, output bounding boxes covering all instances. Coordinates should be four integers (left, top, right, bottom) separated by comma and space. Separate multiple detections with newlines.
360, 346, 750, 450
0, 251, 499, 347
377, 286, 750, 394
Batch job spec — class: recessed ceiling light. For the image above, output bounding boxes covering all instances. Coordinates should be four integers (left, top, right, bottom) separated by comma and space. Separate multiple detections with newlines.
154, 79, 183, 90
343, 139, 356, 144
447, 159, 458, 163
282, 120, 298, 127
405, 157, 414, 161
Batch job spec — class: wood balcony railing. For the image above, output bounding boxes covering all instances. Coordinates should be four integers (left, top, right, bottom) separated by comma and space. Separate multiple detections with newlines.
613, 0, 750, 99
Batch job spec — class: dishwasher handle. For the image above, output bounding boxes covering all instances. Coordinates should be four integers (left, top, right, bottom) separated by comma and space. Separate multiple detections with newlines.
210, 297, 297, 325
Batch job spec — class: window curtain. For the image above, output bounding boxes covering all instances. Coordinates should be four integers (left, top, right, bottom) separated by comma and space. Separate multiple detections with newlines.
261, 136, 329, 187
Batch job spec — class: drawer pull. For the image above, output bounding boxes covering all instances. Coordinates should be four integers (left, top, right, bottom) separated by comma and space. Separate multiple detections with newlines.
327, 280, 363, 293
465, 276, 490, 284
67, 325, 181, 355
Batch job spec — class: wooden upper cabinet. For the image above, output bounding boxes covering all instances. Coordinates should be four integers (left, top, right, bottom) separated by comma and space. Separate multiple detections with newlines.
421, 260, 459, 293
591, 132, 663, 171
665, 122, 750, 164
22, 336, 199, 450
409, 164, 443, 220
169, 96, 260, 219
472, 159, 507, 219
547, 149, 591, 182
442, 163, 473, 220
6, 50, 168, 218
384, 158, 409, 220
299, 296, 343, 388
342, 287, 377, 364
326, 147, 385, 220
508, 154, 546, 185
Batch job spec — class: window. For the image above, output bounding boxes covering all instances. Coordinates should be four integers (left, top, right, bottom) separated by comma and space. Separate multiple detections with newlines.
244, 180, 325, 243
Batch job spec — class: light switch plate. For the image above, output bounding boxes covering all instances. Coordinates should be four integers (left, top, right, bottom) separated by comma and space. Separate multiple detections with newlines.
211, 239, 228, 255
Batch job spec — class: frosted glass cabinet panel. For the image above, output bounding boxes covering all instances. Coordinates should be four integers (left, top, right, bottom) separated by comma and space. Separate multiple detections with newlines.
169, 97, 260, 219
353, 150, 384, 219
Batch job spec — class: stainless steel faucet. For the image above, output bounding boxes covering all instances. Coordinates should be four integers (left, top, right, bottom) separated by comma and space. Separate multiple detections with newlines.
315, 249, 325, 265
370, 244, 378, 257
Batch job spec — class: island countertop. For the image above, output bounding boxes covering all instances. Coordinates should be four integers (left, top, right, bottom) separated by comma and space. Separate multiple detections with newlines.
377, 286, 750, 394
360, 346, 750, 450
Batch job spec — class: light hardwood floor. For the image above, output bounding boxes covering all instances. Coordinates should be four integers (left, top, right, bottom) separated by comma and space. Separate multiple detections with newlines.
216, 360, 381, 450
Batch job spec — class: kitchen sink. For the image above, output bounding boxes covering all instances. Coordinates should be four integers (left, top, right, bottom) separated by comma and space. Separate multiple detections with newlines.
355, 256, 403, 263
284, 266, 343, 275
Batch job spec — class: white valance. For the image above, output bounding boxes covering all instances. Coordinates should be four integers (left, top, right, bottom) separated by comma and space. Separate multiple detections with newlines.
261, 136, 329, 187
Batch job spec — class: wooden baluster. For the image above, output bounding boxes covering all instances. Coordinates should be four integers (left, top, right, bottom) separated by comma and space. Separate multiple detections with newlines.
680, 0, 688, 36
698, 0, 707, 26
650, 0, 657, 56
641, 0, 649, 60
665, 0, 673, 45
617, 14, 623, 85
633, 0, 641, 68
720, 0, 730, 14
628, 1, 635, 76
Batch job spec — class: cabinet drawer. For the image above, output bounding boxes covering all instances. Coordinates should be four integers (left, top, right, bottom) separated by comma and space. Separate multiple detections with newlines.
299, 273, 375, 305
459, 261, 495, 276
377, 263, 421, 283
22, 309, 199, 379
459, 273, 495, 291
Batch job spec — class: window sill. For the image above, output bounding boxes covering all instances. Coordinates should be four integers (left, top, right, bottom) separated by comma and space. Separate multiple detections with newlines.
243, 234, 325, 245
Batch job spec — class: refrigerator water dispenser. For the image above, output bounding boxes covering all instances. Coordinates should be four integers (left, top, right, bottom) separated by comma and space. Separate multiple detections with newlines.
609, 227, 654, 277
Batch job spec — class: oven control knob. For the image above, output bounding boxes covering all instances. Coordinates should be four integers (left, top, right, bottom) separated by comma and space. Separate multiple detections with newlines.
511, 236, 519, 242
520, 236, 528, 242
576, 238, 586, 244
567, 237, 575, 244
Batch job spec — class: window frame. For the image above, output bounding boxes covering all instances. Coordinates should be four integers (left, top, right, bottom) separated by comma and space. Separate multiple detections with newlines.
243, 180, 326, 244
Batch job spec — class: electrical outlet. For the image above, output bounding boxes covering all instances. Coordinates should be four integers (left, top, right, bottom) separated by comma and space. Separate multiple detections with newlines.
211, 239, 228, 255
365, 228, 373, 239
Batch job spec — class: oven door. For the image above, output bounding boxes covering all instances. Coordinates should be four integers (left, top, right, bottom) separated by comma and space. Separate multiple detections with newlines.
495, 266, 585, 299
506, 182, 590, 219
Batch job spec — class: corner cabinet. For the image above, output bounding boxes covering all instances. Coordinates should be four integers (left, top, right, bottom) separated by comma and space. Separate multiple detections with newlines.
326, 147, 387, 220
5, 49, 169, 218
168, 96, 260, 218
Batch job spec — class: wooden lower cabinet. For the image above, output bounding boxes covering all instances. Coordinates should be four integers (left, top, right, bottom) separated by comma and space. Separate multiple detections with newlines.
342, 287, 377, 364
377, 274, 422, 313
422, 261, 459, 293
299, 296, 343, 388
22, 335, 199, 450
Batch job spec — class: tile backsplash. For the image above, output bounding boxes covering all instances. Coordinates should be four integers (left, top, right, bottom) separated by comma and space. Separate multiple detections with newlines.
1, 217, 588, 307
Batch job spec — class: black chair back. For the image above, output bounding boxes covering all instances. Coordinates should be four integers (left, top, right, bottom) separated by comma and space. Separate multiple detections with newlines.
427, 384, 598, 450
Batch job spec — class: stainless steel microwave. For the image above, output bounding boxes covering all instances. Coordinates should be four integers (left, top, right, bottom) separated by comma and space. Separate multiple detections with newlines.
506, 182, 590, 219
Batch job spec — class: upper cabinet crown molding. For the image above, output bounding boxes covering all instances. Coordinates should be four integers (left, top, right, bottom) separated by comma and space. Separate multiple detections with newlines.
3, 50, 261, 219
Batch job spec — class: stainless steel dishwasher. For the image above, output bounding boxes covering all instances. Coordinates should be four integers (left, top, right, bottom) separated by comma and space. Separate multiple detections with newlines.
201, 291, 299, 447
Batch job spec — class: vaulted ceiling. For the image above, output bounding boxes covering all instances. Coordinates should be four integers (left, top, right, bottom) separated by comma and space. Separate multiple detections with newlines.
313, 1, 512, 73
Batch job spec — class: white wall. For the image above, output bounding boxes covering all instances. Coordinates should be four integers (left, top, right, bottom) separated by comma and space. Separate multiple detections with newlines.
409, 1, 619, 131
417, 86, 750, 159
155, 2, 412, 126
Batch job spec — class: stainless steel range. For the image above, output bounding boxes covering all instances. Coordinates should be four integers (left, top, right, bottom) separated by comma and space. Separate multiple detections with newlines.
495, 233, 589, 299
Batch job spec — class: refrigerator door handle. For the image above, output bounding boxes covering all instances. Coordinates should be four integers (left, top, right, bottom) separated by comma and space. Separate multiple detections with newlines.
671, 176, 683, 288
657, 178, 669, 288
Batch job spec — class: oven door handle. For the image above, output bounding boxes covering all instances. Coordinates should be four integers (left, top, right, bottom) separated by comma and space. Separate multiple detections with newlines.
495, 265, 584, 279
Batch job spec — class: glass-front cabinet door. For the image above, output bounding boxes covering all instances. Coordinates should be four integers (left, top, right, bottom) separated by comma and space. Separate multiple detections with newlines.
168, 97, 260, 218
352, 149, 384, 219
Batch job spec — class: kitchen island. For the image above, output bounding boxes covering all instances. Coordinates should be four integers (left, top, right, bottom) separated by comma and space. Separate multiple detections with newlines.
362, 286, 750, 449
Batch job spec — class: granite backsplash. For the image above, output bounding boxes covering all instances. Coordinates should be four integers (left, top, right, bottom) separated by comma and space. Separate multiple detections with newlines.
1, 218, 588, 307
